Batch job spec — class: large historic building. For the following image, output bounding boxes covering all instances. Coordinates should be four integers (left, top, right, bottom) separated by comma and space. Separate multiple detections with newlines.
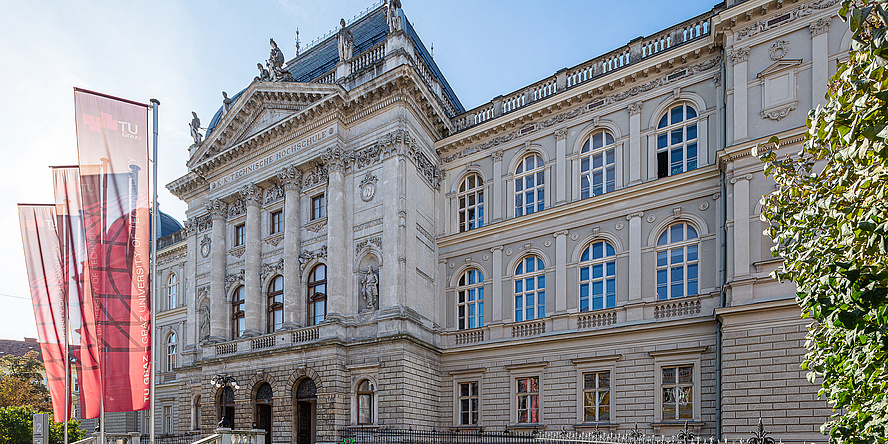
144, 0, 850, 443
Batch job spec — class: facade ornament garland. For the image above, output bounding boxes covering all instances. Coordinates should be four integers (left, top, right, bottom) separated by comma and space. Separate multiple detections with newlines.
225, 269, 245, 292
298, 245, 328, 271
302, 164, 328, 189
265, 234, 284, 247
355, 144, 382, 169
260, 258, 285, 281
809, 17, 831, 36
207, 199, 228, 220
627, 101, 643, 116
356, 236, 382, 254
735, 0, 840, 41
229, 246, 246, 258
731, 47, 750, 64
768, 40, 789, 61
305, 219, 327, 233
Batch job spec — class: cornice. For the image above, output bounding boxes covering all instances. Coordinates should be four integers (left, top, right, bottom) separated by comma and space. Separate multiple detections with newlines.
717, 125, 806, 165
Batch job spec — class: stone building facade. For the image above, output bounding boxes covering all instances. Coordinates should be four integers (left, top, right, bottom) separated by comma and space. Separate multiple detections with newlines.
149, 1, 849, 443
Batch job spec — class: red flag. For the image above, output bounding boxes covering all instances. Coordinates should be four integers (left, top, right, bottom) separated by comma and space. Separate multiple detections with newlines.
52, 166, 101, 419
74, 88, 151, 412
18, 204, 69, 423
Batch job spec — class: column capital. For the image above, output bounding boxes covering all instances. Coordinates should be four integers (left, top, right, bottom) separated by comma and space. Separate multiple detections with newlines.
730, 174, 753, 184
553, 229, 569, 238
207, 199, 228, 221
627, 101, 642, 116
490, 246, 504, 253
809, 17, 830, 36
240, 183, 262, 207
491, 149, 504, 162
278, 165, 302, 192
730, 47, 749, 65
626, 211, 644, 220
321, 146, 354, 173
554, 128, 568, 141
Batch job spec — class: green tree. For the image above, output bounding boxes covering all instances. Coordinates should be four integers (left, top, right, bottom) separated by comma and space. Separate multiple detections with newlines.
0, 405, 83, 444
758, 1, 888, 443
0, 351, 51, 411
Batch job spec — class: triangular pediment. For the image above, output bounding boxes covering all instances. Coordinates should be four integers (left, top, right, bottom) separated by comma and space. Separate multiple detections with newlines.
757, 59, 802, 78
187, 81, 342, 169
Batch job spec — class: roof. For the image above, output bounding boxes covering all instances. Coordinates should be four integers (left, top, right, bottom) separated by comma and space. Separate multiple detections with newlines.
205, 4, 463, 137
158, 211, 183, 239
0, 338, 42, 360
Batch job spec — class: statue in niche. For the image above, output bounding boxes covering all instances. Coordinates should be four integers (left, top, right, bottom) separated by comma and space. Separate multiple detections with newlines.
386, 0, 401, 33
199, 304, 210, 340
255, 62, 270, 81
360, 266, 378, 310
189, 111, 202, 145
222, 91, 232, 114
337, 19, 353, 61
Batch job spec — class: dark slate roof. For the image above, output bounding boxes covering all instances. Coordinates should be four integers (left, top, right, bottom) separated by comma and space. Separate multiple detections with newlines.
158, 211, 183, 239
205, 5, 463, 137
0, 338, 42, 360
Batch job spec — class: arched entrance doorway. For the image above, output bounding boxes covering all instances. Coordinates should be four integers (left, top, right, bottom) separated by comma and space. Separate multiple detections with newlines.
218, 387, 235, 428
293, 378, 317, 444
255, 383, 273, 438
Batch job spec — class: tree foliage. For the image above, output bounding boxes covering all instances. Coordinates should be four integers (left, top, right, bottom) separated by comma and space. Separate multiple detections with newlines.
0, 351, 51, 412
0, 405, 84, 444
758, 1, 888, 443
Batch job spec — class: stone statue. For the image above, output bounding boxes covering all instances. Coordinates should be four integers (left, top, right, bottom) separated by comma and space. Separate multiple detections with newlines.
199, 305, 210, 340
337, 18, 353, 61
361, 266, 378, 309
386, 0, 402, 33
189, 111, 202, 145
269, 38, 285, 70
267, 39, 294, 81
222, 91, 232, 114
255, 62, 270, 81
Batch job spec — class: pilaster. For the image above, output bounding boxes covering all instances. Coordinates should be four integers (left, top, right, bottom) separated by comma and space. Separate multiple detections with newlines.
626, 212, 644, 322
628, 102, 642, 185
555, 128, 567, 204
184, 218, 199, 346
810, 18, 830, 109
731, 47, 749, 143
322, 146, 352, 320
554, 230, 568, 314
491, 150, 503, 222
490, 246, 504, 324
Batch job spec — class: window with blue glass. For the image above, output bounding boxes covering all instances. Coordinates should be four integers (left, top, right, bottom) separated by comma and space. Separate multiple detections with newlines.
515, 154, 545, 217
580, 131, 616, 199
579, 241, 616, 311
458, 269, 485, 330
458, 174, 484, 232
656, 223, 699, 300
656, 105, 698, 178
514, 256, 546, 322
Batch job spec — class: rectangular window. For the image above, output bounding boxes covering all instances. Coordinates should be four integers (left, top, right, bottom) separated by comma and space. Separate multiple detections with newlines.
459, 382, 479, 425
234, 224, 245, 247
163, 406, 173, 434
583, 371, 611, 422
270, 210, 282, 234
662, 365, 693, 420
516, 377, 539, 424
311, 194, 326, 220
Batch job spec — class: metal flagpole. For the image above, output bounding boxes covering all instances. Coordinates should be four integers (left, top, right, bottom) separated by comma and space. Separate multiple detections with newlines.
63, 221, 69, 444
149, 98, 160, 444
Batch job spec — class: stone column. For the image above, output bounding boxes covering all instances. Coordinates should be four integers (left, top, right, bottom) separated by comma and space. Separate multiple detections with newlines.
731, 47, 749, 143
491, 150, 503, 222
184, 218, 198, 346
628, 102, 642, 185
555, 129, 567, 204
241, 183, 263, 337
207, 200, 228, 342
554, 230, 568, 314
322, 146, 351, 320
490, 246, 503, 324
279, 166, 303, 329
810, 18, 830, 109
626, 212, 644, 321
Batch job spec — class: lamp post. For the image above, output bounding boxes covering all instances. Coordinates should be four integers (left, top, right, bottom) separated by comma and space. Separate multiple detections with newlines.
210, 374, 240, 428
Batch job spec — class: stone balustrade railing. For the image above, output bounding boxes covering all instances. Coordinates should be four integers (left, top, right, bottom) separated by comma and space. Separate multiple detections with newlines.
206, 325, 322, 359
216, 429, 265, 444
350, 40, 385, 73
577, 309, 618, 330
511, 319, 546, 338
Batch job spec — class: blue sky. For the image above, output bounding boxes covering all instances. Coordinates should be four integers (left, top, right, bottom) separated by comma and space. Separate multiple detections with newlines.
0, 0, 716, 340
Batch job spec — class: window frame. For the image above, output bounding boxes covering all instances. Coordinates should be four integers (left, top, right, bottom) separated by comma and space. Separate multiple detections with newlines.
307, 264, 327, 326
165, 331, 177, 373
457, 173, 485, 233
572, 355, 619, 428
579, 130, 617, 199
514, 154, 546, 217
311, 194, 326, 221
578, 241, 617, 312
505, 362, 547, 427
166, 272, 178, 310
655, 222, 700, 300
267, 275, 284, 333
231, 286, 246, 339
649, 347, 704, 425
513, 256, 546, 322
233, 223, 245, 247
656, 104, 699, 178
356, 379, 375, 425
457, 269, 485, 330
269, 210, 283, 235
163, 405, 173, 434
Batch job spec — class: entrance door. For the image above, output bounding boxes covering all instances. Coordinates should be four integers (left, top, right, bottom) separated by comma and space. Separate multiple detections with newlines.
294, 378, 317, 444
257, 404, 272, 433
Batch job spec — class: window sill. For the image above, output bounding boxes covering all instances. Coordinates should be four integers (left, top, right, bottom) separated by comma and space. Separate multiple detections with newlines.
574, 422, 619, 430
343, 424, 379, 430
506, 424, 546, 431
450, 426, 484, 432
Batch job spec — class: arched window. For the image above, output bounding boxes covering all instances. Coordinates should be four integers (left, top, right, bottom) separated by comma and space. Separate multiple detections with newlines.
656, 104, 698, 178
357, 380, 375, 425
308, 265, 327, 326
656, 223, 699, 300
232, 286, 245, 338
165, 332, 177, 372
515, 154, 545, 216
458, 174, 484, 232
514, 256, 545, 322
579, 241, 616, 311
457, 269, 484, 330
267, 276, 283, 333
167, 273, 178, 310
580, 131, 616, 199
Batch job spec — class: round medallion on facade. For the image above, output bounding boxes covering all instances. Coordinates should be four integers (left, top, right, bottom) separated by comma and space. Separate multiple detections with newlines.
544, 240, 552, 247
615, 222, 625, 230
483, 254, 489, 261
361, 182, 376, 202
646, 215, 656, 223
570, 233, 579, 241
699, 202, 710, 211
505, 248, 512, 256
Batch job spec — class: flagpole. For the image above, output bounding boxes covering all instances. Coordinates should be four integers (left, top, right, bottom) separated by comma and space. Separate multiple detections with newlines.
149, 98, 159, 444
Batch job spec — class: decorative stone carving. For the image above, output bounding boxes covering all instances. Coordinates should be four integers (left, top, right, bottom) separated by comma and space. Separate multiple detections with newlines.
356, 236, 382, 253
627, 101, 642, 115
199, 304, 210, 341
359, 171, 378, 202
301, 164, 328, 190
222, 91, 232, 114
699, 202, 710, 211
265, 235, 284, 247
229, 246, 245, 258
227, 199, 246, 218
736, 0, 840, 41
268, 38, 294, 82
189, 112, 202, 146
809, 17, 831, 36
240, 183, 262, 207
255, 62, 271, 82
731, 47, 749, 64
554, 128, 568, 141
769, 40, 789, 61
646, 215, 657, 223
278, 165, 302, 191
353, 218, 383, 232
225, 269, 245, 291
360, 266, 379, 310
298, 245, 328, 271
761, 103, 798, 120
491, 150, 504, 162
337, 19, 354, 61
260, 258, 285, 281
321, 146, 355, 172
200, 234, 212, 258
355, 144, 382, 169
264, 182, 285, 204
386, 0, 402, 33
305, 219, 327, 233
207, 199, 228, 220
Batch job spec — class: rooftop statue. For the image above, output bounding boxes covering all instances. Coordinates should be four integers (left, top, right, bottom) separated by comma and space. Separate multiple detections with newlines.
337, 18, 354, 61
222, 91, 232, 114
189, 111, 202, 145
255, 62, 271, 82
268, 38, 294, 81
269, 38, 285, 70
387, 0, 402, 33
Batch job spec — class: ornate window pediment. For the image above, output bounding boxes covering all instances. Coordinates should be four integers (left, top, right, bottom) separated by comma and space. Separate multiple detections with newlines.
757, 59, 802, 121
